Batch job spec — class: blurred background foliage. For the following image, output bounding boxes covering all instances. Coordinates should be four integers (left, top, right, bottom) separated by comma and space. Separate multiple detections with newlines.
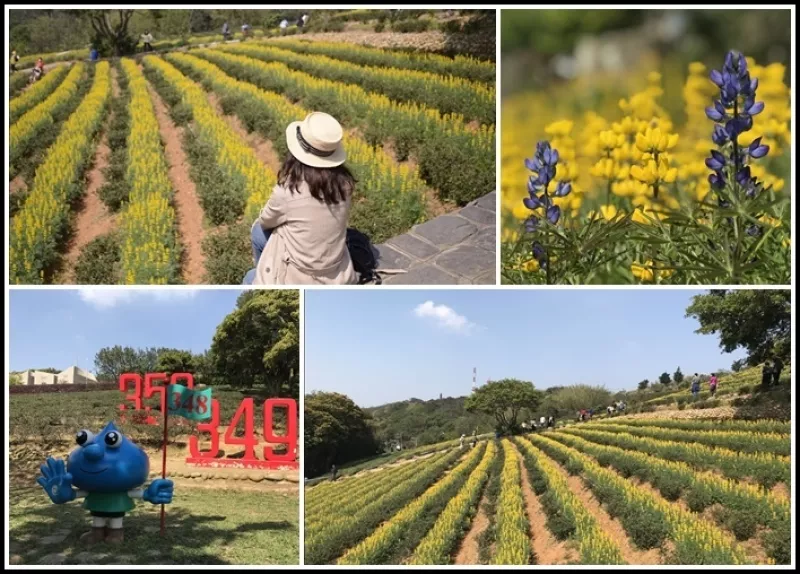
502, 9, 792, 96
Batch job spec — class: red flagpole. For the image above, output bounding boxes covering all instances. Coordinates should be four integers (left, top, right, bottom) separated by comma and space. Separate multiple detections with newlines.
160, 395, 169, 536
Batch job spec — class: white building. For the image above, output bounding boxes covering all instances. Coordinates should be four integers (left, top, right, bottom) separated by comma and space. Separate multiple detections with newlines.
20, 366, 98, 386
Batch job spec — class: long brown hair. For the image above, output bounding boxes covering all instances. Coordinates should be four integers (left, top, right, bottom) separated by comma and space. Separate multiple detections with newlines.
277, 154, 356, 205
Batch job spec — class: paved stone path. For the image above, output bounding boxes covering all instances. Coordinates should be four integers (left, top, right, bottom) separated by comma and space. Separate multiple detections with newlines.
375, 192, 496, 285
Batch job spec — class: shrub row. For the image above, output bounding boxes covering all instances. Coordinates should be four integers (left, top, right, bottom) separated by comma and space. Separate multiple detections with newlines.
408, 441, 497, 564
547, 431, 790, 563
527, 433, 751, 564
118, 58, 181, 284
265, 38, 494, 84
10, 62, 112, 284
337, 442, 488, 564
514, 436, 625, 564
304, 447, 464, 564
579, 422, 789, 456
9, 64, 70, 124
197, 48, 494, 205
218, 42, 495, 125
490, 439, 530, 564
9, 63, 86, 178
561, 427, 789, 488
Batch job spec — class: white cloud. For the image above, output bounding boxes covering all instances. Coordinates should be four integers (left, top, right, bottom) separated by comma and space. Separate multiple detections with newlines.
78, 289, 200, 310
413, 300, 476, 334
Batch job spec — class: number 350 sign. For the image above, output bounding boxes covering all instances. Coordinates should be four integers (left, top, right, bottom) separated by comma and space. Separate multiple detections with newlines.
118, 372, 298, 470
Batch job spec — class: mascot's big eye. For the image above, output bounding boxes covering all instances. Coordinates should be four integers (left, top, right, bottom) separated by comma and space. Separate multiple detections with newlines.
105, 431, 122, 448
76, 430, 94, 446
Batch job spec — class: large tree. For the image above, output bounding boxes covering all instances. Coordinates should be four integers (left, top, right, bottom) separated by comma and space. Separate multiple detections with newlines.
686, 290, 791, 365
209, 290, 298, 397
464, 378, 542, 434
304, 392, 380, 477
673, 367, 684, 383
82, 9, 138, 56
659, 372, 671, 385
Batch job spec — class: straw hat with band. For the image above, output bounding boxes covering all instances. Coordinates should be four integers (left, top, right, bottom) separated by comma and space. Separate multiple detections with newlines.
285, 112, 347, 168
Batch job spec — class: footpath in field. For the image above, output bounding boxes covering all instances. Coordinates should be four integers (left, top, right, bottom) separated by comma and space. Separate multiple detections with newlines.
375, 191, 496, 285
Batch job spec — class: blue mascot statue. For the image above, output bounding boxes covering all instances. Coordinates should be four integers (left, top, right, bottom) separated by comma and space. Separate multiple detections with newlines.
37, 421, 174, 544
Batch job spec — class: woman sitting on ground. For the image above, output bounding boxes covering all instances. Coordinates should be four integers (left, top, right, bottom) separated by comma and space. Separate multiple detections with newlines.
244, 112, 358, 285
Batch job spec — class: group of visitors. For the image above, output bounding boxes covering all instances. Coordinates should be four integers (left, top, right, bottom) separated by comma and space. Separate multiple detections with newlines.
689, 372, 720, 399
280, 13, 309, 34
606, 400, 627, 416
577, 408, 594, 422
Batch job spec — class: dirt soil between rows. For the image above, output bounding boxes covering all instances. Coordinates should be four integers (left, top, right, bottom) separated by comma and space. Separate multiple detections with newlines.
147, 82, 207, 284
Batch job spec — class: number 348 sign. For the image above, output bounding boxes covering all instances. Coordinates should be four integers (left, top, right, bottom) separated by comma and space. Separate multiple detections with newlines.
118, 372, 298, 470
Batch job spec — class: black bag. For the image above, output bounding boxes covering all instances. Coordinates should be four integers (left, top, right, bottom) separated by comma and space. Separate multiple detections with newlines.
346, 228, 381, 285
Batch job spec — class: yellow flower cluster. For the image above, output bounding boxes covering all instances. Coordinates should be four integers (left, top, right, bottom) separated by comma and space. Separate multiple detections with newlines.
408, 441, 497, 565
9, 63, 85, 165
491, 439, 530, 565
305, 451, 444, 532
566, 427, 789, 485
274, 40, 495, 82
10, 62, 111, 284
558, 429, 789, 525
269, 38, 495, 84
617, 413, 789, 435
502, 55, 792, 239
220, 42, 495, 124
515, 437, 625, 564
585, 421, 788, 456
531, 434, 751, 564
143, 55, 277, 222
118, 58, 179, 285
337, 443, 486, 564
9, 64, 70, 123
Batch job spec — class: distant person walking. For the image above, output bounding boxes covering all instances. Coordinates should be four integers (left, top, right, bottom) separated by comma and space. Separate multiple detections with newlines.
241, 23, 251, 38
708, 373, 719, 397
539, 415, 546, 428
297, 15, 305, 28
772, 357, 784, 386
460, 434, 465, 448
691, 373, 701, 398
140, 31, 154, 52
302, 13, 310, 26
547, 416, 554, 428
280, 19, 289, 35
330, 464, 338, 481
10, 49, 20, 73
89, 47, 99, 62
222, 21, 231, 41
761, 360, 773, 388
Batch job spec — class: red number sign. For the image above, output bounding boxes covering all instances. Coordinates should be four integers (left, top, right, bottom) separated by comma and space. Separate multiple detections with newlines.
119, 372, 298, 470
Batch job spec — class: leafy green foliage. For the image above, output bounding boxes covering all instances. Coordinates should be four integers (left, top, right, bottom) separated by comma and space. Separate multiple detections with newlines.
686, 290, 791, 365
74, 234, 121, 284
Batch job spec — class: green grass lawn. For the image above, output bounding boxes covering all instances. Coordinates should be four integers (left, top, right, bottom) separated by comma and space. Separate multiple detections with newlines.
9, 486, 299, 565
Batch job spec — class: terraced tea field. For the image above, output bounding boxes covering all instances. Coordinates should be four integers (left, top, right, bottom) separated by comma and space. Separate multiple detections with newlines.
8, 39, 495, 285
304, 417, 790, 565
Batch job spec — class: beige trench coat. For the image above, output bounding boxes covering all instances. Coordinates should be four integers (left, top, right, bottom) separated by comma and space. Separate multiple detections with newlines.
252, 182, 358, 285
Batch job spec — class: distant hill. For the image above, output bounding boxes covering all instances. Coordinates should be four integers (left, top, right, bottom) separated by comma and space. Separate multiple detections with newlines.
364, 395, 497, 448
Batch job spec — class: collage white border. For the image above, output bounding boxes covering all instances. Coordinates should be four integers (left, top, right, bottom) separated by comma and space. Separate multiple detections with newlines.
5, 3, 797, 570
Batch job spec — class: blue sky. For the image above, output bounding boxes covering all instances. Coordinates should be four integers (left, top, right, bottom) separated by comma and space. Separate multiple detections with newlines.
304, 289, 747, 407
9, 289, 243, 373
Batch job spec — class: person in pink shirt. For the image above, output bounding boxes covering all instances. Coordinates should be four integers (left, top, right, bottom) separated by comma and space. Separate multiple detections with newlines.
709, 373, 719, 397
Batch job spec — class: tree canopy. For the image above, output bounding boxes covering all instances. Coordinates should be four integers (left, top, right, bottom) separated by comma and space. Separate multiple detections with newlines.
686, 290, 791, 365
464, 378, 542, 434
209, 289, 299, 396
304, 391, 380, 477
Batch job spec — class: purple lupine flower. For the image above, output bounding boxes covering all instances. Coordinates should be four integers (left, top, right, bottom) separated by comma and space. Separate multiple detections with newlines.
746, 224, 763, 237
748, 137, 769, 158
706, 49, 770, 203
522, 139, 573, 272
705, 150, 727, 171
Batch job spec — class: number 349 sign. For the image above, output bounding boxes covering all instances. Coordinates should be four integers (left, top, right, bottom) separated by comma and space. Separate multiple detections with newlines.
119, 372, 298, 470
